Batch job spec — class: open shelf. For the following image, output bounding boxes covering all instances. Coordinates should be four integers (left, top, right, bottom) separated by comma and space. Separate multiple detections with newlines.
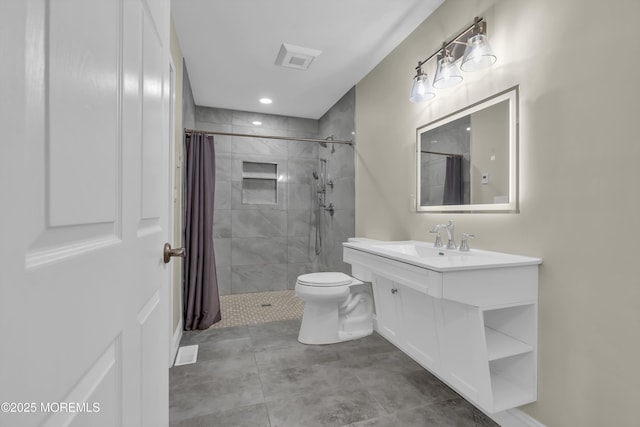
483, 304, 537, 412
490, 373, 536, 413
242, 161, 277, 179
488, 351, 536, 412
241, 161, 278, 205
242, 172, 277, 179
485, 327, 533, 361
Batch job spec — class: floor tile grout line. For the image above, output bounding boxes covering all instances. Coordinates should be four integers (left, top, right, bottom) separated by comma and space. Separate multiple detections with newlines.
251, 350, 273, 427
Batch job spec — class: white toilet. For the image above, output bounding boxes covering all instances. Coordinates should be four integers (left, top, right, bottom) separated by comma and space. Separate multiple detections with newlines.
295, 272, 373, 345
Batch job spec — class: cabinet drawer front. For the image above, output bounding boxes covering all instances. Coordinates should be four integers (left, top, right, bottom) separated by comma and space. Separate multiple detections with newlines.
442, 266, 538, 307
344, 247, 442, 296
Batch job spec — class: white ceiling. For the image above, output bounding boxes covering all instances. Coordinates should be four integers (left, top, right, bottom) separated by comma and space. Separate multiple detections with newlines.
171, 0, 445, 119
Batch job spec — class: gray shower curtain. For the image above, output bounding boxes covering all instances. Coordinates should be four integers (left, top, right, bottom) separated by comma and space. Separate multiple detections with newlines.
183, 132, 221, 330
443, 156, 463, 205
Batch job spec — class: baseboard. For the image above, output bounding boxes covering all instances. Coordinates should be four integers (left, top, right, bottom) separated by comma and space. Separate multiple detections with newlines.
171, 318, 183, 367
491, 408, 546, 427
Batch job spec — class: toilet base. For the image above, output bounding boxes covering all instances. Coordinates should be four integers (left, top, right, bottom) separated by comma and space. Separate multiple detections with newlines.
298, 300, 341, 345
297, 288, 373, 345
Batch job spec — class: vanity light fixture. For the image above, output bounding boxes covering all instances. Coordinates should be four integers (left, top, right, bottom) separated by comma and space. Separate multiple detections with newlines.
410, 17, 497, 102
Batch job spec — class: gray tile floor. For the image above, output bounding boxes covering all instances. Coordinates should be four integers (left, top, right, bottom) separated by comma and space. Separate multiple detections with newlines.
170, 319, 499, 427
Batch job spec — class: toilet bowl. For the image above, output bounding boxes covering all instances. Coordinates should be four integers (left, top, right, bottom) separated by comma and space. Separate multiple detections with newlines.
295, 272, 373, 345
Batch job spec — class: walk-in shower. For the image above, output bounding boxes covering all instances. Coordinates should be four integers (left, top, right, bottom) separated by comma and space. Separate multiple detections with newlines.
185, 88, 355, 321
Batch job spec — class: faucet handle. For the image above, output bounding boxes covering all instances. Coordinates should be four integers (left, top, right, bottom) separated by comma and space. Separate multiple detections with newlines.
429, 225, 444, 248
460, 233, 475, 252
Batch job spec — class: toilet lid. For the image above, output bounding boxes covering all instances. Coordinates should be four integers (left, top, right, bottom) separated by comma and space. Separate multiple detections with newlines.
297, 272, 352, 287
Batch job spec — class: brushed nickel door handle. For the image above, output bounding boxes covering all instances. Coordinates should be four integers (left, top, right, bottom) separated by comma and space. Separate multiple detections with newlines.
163, 243, 185, 264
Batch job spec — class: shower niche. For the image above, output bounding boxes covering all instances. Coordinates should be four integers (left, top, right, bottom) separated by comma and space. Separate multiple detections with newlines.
241, 161, 277, 205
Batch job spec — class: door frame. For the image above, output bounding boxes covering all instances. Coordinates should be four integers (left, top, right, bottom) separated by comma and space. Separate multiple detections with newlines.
168, 57, 182, 367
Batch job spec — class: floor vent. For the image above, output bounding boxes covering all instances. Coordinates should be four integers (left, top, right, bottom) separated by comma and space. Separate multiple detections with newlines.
174, 345, 199, 366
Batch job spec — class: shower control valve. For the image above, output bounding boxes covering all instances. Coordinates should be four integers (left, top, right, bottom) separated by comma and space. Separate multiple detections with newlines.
324, 203, 335, 216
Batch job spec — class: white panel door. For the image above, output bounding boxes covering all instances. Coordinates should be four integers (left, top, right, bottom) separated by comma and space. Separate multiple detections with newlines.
0, 0, 171, 426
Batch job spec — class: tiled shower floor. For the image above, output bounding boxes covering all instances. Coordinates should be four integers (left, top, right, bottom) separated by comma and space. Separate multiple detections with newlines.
211, 290, 304, 329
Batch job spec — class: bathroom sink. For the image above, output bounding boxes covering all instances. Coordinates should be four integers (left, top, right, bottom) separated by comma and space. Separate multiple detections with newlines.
344, 240, 541, 272
370, 242, 464, 259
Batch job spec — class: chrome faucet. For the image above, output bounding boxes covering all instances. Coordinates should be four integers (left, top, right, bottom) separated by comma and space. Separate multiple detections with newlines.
429, 224, 444, 248
445, 220, 457, 250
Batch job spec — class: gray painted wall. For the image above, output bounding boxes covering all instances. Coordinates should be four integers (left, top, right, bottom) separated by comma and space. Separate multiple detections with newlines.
182, 60, 195, 130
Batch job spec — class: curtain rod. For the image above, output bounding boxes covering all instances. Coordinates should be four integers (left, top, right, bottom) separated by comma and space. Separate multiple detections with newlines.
184, 128, 353, 146
421, 150, 464, 157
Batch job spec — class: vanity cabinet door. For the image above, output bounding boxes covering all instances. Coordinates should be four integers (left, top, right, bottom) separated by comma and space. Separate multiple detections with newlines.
400, 286, 440, 372
371, 275, 401, 343
436, 299, 483, 403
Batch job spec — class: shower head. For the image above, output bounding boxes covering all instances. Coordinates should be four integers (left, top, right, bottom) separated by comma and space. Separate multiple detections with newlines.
312, 171, 319, 180
323, 135, 335, 152
315, 135, 335, 148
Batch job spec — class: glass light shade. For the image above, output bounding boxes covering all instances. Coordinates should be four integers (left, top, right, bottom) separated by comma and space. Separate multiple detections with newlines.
432, 56, 463, 89
409, 73, 435, 102
461, 34, 497, 71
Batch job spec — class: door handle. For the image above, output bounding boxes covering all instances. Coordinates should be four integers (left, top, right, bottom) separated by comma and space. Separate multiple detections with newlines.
163, 243, 185, 264
391, 288, 398, 294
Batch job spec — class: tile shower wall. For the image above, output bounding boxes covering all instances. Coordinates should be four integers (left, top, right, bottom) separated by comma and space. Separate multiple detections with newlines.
198, 107, 321, 295
195, 88, 356, 295
318, 87, 356, 274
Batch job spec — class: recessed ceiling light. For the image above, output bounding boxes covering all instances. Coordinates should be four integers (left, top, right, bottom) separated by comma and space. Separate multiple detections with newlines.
252, 121, 262, 126
259, 98, 272, 105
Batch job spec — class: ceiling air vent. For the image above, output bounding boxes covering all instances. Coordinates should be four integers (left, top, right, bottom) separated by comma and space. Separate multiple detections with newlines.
275, 43, 322, 70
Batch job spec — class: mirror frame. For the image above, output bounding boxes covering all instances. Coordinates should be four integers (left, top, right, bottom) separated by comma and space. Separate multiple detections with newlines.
416, 86, 519, 213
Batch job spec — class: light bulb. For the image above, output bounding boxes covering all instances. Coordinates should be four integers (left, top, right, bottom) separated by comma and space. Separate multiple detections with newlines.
433, 55, 463, 89
409, 72, 435, 103
461, 34, 497, 72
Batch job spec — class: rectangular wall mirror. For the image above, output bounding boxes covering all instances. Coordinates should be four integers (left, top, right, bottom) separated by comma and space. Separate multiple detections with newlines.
416, 86, 518, 213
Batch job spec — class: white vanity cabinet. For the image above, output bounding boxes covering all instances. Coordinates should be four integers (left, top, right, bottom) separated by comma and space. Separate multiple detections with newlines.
344, 241, 541, 414
372, 275, 441, 372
